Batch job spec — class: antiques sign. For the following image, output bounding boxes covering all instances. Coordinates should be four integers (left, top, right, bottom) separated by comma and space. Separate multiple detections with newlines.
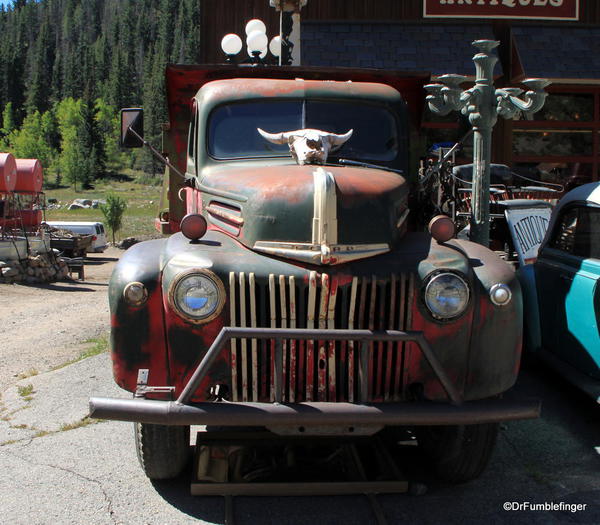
504, 203, 553, 265
423, 0, 579, 20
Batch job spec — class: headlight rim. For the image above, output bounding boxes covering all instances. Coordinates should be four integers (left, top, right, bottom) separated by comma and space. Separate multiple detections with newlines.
168, 268, 226, 324
422, 270, 471, 321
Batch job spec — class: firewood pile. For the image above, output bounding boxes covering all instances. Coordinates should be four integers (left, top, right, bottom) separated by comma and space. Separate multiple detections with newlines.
0, 253, 70, 284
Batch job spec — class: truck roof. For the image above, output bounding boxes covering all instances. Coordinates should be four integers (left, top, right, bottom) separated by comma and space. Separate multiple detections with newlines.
165, 64, 429, 131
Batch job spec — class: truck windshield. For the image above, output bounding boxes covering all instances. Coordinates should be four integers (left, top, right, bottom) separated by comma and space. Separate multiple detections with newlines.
208, 100, 398, 161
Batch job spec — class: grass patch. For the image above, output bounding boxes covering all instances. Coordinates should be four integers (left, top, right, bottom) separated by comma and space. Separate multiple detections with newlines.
44, 170, 163, 241
59, 417, 100, 432
33, 430, 50, 438
51, 334, 109, 371
17, 384, 35, 401
16, 369, 38, 380
10, 423, 29, 430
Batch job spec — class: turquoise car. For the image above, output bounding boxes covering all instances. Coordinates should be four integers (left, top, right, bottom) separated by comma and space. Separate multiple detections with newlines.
519, 182, 600, 404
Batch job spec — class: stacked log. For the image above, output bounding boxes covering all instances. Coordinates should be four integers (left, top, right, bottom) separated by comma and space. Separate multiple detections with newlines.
0, 253, 70, 284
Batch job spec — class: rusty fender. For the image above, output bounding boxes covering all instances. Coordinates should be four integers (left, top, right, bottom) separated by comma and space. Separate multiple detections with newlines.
89, 397, 540, 426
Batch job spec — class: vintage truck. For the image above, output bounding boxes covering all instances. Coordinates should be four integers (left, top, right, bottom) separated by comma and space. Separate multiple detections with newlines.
89, 65, 539, 483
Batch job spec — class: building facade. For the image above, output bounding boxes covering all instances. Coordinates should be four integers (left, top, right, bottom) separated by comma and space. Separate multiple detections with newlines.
200, 0, 600, 187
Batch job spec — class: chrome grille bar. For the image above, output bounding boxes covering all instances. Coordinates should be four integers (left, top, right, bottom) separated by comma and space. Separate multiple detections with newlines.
288, 276, 297, 403
306, 271, 317, 401
279, 275, 288, 402
228, 271, 415, 404
269, 274, 276, 402
249, 273, 258, 402
229, 272, 238, 402
239, 272, 248, 402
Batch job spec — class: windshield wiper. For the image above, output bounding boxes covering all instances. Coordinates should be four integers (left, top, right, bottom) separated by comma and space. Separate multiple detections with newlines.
336, 158, 403, 174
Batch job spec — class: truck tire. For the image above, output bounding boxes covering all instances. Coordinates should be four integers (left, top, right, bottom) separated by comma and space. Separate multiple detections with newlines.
134, 422, 191, 480
417, 423, 499, 483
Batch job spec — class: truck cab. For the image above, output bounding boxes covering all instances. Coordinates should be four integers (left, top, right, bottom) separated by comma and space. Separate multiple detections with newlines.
90, 65, 539, 483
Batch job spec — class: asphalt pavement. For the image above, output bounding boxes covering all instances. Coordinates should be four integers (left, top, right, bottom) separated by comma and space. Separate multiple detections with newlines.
0, 349, 598, 524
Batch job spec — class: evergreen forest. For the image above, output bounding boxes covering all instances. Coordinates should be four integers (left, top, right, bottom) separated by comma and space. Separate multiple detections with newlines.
0, 0, 202, 188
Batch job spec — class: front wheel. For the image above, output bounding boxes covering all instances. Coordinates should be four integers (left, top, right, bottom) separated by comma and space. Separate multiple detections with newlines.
417, 423, 499, 483
134, 423, 191, 480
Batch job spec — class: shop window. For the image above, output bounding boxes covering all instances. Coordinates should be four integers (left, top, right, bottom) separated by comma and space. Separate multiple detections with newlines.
520, 93, 594, 122
513, 162, 593, 191
513, 129, 593, 157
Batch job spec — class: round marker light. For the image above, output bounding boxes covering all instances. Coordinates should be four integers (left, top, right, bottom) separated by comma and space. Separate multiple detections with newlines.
424, 272, 470, 320
123, 282, 148, 306
428, 215, 456, 243
180, 213, 207, 241
170, 270, 225, 323
489, 283, 512, 306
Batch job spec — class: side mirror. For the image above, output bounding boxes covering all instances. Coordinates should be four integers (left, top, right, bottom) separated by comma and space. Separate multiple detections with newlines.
120, 108, 144, 148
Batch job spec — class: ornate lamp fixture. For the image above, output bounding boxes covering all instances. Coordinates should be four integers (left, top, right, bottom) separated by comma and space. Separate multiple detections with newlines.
425, 40, 550, 246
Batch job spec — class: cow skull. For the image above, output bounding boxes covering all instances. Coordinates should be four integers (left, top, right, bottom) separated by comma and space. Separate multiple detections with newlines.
257, 128, 353, 165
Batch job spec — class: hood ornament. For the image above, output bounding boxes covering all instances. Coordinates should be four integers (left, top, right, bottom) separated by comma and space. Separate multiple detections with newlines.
253, 167, 389, 265
257, 127, 353, 165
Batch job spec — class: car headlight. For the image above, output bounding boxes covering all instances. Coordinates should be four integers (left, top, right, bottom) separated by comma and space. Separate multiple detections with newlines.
169, 269, 225, 323
424, 272, 470, 320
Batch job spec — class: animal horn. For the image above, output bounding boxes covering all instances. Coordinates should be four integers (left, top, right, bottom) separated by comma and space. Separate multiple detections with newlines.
328, 129, 353, 149
257, 128, 289, 144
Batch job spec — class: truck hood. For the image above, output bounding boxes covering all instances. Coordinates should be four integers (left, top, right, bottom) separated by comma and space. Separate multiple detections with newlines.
200, 164, 409, 265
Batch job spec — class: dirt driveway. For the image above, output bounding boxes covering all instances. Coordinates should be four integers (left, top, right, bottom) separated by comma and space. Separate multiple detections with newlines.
0, 247, 120, 389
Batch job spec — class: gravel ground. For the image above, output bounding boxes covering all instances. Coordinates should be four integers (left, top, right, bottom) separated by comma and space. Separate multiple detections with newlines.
0, 247, 119, 389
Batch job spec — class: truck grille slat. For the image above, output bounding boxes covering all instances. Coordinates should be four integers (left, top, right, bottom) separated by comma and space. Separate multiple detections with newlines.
229, 271, 414, 403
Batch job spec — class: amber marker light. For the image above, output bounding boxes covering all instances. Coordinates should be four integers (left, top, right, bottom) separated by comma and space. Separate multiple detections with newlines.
180, 213, 207, 241
428, 215, 455, 243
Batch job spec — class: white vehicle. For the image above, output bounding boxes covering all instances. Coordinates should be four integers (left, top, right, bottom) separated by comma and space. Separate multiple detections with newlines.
44, 221, 108, 253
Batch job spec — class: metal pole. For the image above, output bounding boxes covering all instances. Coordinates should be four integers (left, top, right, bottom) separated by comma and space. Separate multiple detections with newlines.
469, 41, 498, 246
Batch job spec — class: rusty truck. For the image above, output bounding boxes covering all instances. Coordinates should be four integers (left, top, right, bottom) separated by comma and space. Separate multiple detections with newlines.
89, 65, 539, 484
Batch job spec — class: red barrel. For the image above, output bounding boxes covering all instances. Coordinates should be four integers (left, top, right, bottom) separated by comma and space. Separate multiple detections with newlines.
0, 153, 17, 192
14, 159, 43, 193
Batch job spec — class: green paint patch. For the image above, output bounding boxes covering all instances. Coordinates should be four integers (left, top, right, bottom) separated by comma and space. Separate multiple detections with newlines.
51, 334, 109, 370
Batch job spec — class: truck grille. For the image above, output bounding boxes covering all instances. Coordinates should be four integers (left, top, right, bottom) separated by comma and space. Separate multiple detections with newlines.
228, 271, 415, 403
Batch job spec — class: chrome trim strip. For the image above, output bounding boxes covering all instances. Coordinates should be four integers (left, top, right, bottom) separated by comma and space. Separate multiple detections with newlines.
253, 241, 389, 265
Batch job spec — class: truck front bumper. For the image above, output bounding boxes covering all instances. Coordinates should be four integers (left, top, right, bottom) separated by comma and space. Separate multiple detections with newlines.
89, 327, 540, 427
89, 396, 540, 426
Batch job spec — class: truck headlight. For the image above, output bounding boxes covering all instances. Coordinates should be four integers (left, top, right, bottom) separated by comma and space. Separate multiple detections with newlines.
424, 272, 470, 320
169, 269, 225, 323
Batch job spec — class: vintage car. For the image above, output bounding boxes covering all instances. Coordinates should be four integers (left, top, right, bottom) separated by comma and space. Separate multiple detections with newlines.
89, 65, 539, 484
519, 182, 600, 403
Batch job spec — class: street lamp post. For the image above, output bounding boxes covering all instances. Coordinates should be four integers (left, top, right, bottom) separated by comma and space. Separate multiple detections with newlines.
425, 40, 550, 247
